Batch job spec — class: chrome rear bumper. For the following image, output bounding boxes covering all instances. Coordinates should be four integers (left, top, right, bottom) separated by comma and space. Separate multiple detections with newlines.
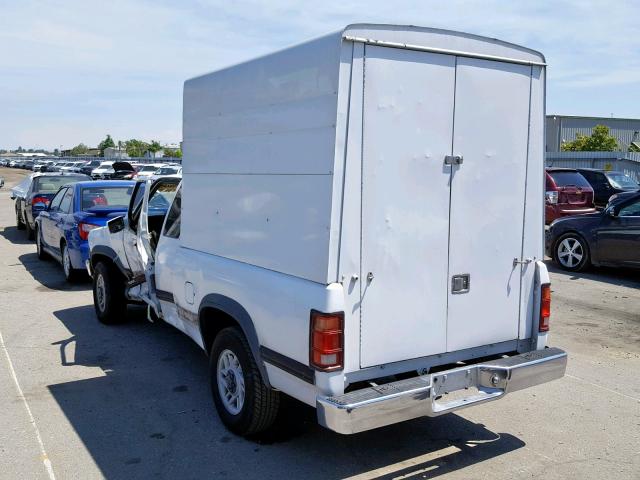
317, 347, 567, 434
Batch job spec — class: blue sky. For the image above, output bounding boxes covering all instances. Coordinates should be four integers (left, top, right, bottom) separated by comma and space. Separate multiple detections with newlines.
1, 0, 638, 150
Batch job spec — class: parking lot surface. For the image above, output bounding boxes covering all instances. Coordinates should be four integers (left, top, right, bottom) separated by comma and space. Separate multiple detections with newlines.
0, 167, 638, 480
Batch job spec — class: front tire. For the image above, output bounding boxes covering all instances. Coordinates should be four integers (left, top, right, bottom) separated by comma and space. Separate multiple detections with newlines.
92, 261, 127, 324
554, 233, 590, 271
35, 227, 49, 260
25, 219, 34, 240
210, 327, 280, 436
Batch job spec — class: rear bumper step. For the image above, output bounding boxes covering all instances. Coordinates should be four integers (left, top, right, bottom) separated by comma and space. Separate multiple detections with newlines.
317, 347, 567, 434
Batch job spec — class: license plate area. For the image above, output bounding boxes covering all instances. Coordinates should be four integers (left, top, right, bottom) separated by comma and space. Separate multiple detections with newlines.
430, 365, 506, 414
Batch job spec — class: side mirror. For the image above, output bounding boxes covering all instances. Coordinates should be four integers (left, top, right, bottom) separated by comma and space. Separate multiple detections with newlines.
606, 207, 618, 218
108, 216, 125, 234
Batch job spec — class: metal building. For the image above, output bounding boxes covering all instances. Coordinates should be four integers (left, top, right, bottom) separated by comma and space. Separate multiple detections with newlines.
546, 151, 640, 182
546, 115, 640, 152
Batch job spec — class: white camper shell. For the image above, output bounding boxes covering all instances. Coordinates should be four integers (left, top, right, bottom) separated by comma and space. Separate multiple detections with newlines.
91, 24, 566, 436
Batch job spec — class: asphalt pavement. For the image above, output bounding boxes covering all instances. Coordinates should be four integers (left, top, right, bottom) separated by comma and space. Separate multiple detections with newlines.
0, 166, 638, 480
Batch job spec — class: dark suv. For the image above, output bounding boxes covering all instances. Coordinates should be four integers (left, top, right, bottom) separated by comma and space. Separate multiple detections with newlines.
15, 173, 90, 239
575, 168, 639, 209
545, 168, 596, 224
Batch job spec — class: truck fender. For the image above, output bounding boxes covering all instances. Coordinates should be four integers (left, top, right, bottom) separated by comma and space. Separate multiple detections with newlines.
90, 245, 131, 279
198, 294, 272, 388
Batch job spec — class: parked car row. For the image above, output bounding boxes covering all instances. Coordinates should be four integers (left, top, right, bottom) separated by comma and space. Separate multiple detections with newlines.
1, 158, 181, 181
545, 167, 638, 224
9, 166, 183, 281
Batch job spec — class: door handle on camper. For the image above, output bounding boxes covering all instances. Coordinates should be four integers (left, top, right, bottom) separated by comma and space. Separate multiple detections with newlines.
513, 257, 533, 267
444, 155, 463, 165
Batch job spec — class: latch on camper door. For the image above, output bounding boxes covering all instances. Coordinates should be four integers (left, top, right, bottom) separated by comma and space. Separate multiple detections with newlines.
444, 155, 463, 166
513, 257, 533, 268
451, 274, 470, 294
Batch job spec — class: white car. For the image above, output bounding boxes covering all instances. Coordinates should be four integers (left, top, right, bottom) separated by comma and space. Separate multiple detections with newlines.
88, 24, 567, 438
91, 161, 115, 179
149, 165, 182, 181
134, 163, 168, 180
60, 161, 86, 173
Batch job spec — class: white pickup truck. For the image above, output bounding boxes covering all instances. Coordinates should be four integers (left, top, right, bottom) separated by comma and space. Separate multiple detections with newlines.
88, 24, 567, 436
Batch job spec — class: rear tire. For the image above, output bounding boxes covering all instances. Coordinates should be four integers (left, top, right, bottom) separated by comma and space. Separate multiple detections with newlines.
16, 207, 25, 230
553, 233, 590, 272
61, 243, 81, 282
93, 261, 127, 324
210, 327, 280, 436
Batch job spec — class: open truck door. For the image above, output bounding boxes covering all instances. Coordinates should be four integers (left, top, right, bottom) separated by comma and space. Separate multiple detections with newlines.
126, 177, 181, 316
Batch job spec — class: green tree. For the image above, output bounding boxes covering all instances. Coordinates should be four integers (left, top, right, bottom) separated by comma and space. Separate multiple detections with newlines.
148, 140, 162, 153
163, 148, 182, 158
70, 143, 89, 156
125, 139, 150, 158
561, 125, 619, 151
98, 134, 116, 157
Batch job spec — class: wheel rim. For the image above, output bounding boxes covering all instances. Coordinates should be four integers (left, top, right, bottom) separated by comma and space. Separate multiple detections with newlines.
216, 349, 245, 415
557, 237, 584, 268
63, 247, 71, 276
96, 274, 106, 312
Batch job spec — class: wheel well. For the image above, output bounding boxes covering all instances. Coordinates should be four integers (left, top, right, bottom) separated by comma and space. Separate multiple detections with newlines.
91, 254, 120, 275
200, 307, 240, 356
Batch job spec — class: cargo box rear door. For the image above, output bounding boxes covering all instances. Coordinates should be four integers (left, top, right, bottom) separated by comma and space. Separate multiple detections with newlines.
359, 45, 455, 368
446, 58, 532, 352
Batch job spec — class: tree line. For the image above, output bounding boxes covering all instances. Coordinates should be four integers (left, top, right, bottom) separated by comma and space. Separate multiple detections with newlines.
69, 135, 182, 158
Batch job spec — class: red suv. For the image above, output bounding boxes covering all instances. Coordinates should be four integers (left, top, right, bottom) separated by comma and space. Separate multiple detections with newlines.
545, 168, 596, 224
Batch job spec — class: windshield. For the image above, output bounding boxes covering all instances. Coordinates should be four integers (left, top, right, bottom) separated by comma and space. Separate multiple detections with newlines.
32, 176, 88, 193
606, 172, 639, 190
548, 171, 591, 188
140, 165, 159, 172
149, 183, 178, 210
81, 186, 134, 211
98, 162, 113, 168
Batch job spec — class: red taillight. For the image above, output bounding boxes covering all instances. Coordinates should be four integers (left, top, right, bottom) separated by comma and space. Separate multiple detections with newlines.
78, 222, 99, 240
32, 196, 50, 206
539, 284, 551, 332
310, 310, 344, 371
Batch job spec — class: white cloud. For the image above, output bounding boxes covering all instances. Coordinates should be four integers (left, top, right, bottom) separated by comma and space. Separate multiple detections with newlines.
0, 0, 638, 149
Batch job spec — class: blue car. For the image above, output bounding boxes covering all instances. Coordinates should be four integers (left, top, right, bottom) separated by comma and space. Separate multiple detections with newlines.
35, 181, 136, 281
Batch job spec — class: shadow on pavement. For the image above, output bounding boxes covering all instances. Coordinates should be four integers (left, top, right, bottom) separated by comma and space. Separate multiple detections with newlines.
0, 225, 32, 245
546, 260, 640, 289
17, 252, 90, 291
48, 304, 525, 479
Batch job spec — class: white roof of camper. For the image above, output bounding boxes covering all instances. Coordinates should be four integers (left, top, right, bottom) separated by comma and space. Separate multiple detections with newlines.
187, 23, 545, 85
341, 24, 545, 65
